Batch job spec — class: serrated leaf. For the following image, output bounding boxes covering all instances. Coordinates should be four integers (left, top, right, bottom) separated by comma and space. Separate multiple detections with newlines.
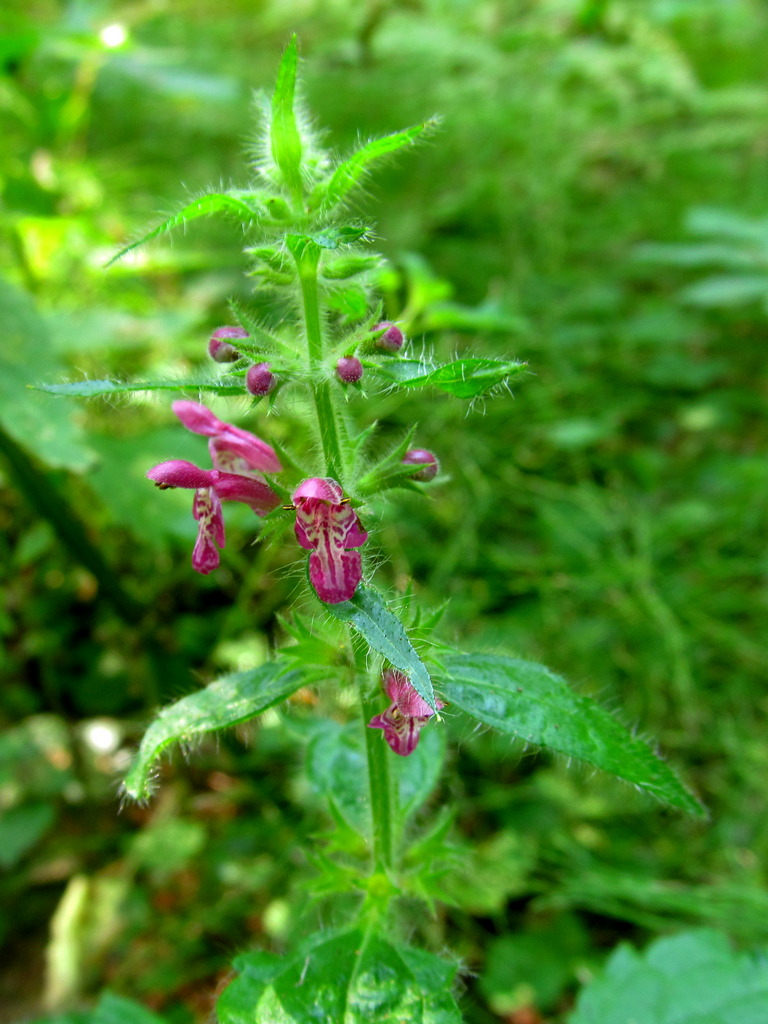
106, 192, 264, 265
315, 122, 434, 213
326, 586, 436, 711
371, 357, 526, 399
123, 661, 324, 800
567, 929, 768, 1024
217, 928, 462, 1024
440, 653, 704, 816
34, 378, 244, 398
270, 36, 303, 200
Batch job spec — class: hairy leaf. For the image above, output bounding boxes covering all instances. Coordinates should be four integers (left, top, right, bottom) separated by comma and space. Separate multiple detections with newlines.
123, 661, 324, 800
371, 357, 526, 399
315, 122, 435, 212
218, 928, 461, 1024
35, 378, 244, 398
326, 586, 436, 711
440, 653, 703, 816
270, 36, 303, 199
107, 192, 264, 265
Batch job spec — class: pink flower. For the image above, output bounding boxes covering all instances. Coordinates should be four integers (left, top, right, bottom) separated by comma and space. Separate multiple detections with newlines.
146, 401, 282, 574
368, 670, 445, 756
292, 477, 368, 603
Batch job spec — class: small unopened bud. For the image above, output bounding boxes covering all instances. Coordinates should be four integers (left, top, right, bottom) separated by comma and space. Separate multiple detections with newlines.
246, 362, 277, 396
336, 356, 363, 383
209, 326, 247, 363
373, 321, 405, 352
402, 448, 439, 482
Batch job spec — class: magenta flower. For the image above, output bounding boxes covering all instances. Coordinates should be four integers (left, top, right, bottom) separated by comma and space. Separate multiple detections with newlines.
147, 401, 282, 574
292, 477, 368, 603
368, 670, 445, 756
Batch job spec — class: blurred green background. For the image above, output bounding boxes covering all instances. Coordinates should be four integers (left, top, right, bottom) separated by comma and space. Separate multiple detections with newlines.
2, 1, 767, 1021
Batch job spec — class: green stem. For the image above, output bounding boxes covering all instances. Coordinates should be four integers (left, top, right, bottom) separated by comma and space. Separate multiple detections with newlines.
297, 252, 344, 480
353, 632, 395, 873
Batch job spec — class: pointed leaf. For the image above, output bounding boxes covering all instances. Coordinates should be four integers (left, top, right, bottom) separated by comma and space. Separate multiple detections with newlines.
123, 661, 324, 800
218, 928, 461, 1024
326, 586, 436, 711
107, 192, 264, 265
440, 653, 704, 816
316, 121, 436, 212
34, 378, 244, 398
270, 36, 303, 200
371, 357, 526, 399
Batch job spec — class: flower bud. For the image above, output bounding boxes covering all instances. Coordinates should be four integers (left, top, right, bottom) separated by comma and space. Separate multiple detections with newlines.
246, 362, 277, 396
209, 326, 247, 363
373, 321, 405, 352
402, 448, 439, 482
336, 356, 363, 383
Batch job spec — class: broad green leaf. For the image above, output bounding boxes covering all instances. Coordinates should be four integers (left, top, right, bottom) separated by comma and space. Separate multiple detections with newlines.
306, 720, 446, 835
315, 122, 435, 212
270, 36, 303, 200
0, 278, 94, 470
440, 654, 703, 816
106, 192, 264, 265
371, 357, 526, 399
35, 378, 244, 398
326, 586, 436, 711
217, 928, 462, 1024
123, 661, 324, 800
568, 929, 768, 1024
306, 720, 369, 834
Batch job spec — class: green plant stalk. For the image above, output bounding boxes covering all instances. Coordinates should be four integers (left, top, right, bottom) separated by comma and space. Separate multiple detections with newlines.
297, 251, 343, 479
354, 632, 395, 874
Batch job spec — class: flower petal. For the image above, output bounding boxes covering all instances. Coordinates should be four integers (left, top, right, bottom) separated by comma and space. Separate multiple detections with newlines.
295, 497, 366, 603
146, 460, 215, 489
172, 400, 282, 474
191, 487, 225, 574
214, 471, 282, 516
292, 477, 344, 504
368, 704, 426, 756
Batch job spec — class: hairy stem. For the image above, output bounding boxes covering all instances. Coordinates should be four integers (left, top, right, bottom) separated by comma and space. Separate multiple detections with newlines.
297, 251, 344, 480
353, 632, 395, 873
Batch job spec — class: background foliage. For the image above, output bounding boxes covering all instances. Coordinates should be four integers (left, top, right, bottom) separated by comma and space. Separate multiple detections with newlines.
1, 0, 767, 1020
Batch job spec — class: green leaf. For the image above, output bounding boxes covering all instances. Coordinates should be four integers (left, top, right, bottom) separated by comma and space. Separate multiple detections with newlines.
326, 586, 436, 711
310, 225, 370, 249
0, 802, 55, 869
34, 378, 244, 398
106, 192, 264, 265
371, 357, 526, 399
123, 661, 323, 801
306, 719, 446, 835
440, 653, 704, 816
217, 928, 462, 1024
567, 929, 768, 1024
270, 36, 304, 200
91, 993, 170, 1024
315, 122, 435, 212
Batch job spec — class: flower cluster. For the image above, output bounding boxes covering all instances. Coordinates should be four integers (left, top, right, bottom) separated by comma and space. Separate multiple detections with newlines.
147, 402, 369, 602
368, 670, 445, 756
146, 401, 282, 574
